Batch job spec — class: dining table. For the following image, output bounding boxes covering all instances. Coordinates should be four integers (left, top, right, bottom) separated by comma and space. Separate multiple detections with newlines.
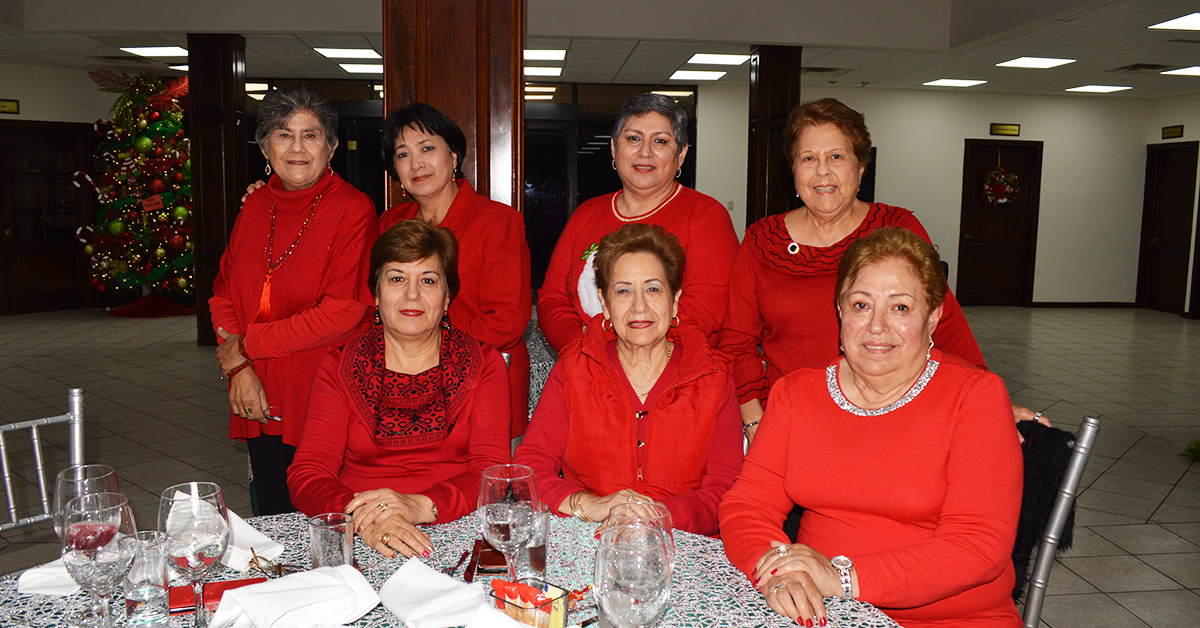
0, 511, 901, 628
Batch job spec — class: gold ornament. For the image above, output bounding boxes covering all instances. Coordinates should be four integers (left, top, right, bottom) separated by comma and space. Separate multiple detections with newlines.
155, 247, 167, 259
176, 277, 189, 289
185, 241, 194, 251
129, 253, 141, 264
83, 244, 95, 255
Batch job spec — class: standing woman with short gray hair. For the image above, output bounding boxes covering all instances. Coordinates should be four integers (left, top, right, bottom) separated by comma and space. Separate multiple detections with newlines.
211, 82, 379, 515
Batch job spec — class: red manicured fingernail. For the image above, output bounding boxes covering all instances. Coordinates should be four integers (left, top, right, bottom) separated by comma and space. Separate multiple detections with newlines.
771, 568, 778, 576
752, 578, 760, 587
795, 619, 803, 625
422, 549, 431, 558
806, 619, 814, 628
820, 618, 827, 627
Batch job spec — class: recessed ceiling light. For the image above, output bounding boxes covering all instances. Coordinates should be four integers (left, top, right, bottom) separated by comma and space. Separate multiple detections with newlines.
248, 94, 265, 101
524, 86, 557, 93
524, 49, 566, 61
121, 46, 188, 57
652, 90, 695, 98
923, 79, 986, 87
687, 53, 749, 66
670, 70, 725, 81
524, 67, 562, 77
168, 65, 188, 72
315, 48, 380, 59
1148, 12, 1200, 30
996, 57, 1074, 69
1065, 85, 1132, 93
1162, 66, 1200, 76
246, 83, 269, 92
524, 94, 553, 101
340, 63, 383, 74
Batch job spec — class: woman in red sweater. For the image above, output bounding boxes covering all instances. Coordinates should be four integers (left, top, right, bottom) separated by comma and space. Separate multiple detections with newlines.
378, 103, 532, 437
719, 227, 1022, 628
515, 224, 743, 536
211, 83, 377, 515
287, 221, 510, 558
538, 93, 738, 353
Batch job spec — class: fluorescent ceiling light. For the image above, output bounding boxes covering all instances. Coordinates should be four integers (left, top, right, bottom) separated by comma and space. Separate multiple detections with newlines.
315, 48, 380, 59
1162, 66, 1200, 76
524, 94, 553, 101
1149, 12, 1200, 30
373, 85, 384, 91
923, 79, 986, 87
670, 70, 725, 81
652, 90, 694, 98
121, 46, 188, 57
340, 63, 383, 74
524, 49, 566, 61
524, 67, 562, 77
248, 94, 265, 101
524, 86, 557, 93
586, 141, 608, 146
687, 53, 749, 65
246, 82, 269, 92
1066, 85, 1131, 93
168, 65, 188, 71
996, 57, 1074, 69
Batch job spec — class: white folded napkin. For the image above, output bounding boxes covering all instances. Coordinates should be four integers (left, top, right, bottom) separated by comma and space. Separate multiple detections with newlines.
465, 603, 528, 628
222, 509, 285, 572
380, 558, 525, 628
207, 564, 379, 628
17, 558, 80, 596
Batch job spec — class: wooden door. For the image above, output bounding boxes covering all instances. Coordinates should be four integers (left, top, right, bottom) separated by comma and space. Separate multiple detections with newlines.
0, 122, 96, 315
956, 140, 1042, 306
1137, 142, 1197, 315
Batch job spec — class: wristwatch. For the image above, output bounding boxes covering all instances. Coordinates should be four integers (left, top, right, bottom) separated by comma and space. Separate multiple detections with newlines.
831, 555, 854, 600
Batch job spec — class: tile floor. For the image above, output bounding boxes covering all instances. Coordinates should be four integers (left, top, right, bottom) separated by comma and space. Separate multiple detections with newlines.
0, 306, 1197, 627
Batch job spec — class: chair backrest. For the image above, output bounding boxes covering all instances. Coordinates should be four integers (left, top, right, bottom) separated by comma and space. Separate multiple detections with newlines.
1022, 416, 1100, 628
0, 388, 85, 531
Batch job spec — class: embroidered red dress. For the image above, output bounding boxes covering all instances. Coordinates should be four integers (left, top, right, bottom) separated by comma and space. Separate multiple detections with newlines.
717, 205, 987, 405
209, 170, 377, 446
287, 323, 511, 522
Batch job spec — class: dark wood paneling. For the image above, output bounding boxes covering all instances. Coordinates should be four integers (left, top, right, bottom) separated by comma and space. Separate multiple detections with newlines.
746, 45, 803, 227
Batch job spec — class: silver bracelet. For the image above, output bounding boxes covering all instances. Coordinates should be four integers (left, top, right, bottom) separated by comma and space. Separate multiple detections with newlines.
742, 420, 761, 434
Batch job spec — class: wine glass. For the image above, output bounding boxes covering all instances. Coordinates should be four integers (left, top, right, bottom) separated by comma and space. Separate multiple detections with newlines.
477, 464, 540, 579
60, 491, 136, 628
608, 501, 674, 560
158, 482, 229, 628
594, 524, 672, 628
54, 464, 120, 538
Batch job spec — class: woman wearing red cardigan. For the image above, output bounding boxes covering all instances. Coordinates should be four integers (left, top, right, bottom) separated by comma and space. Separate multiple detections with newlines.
515, 224, 742, 536
378, 103, 532, 437
287, 221, 510, 558
211, 83, 377, 515
719, 228, 1022, 628
538, 93, 737, 353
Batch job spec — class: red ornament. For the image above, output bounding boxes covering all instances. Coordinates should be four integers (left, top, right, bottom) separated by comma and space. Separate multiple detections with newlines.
152, 147, 164, 159
127, 210, 140, 221
147, 178, 167, 195
96, 283, 108, 294
149, 111, 162, 122
172, 172, 185, 184
168, 234, 187, 251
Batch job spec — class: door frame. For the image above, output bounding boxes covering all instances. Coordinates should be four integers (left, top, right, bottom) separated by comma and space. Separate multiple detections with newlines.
1136, 141, 1199, 315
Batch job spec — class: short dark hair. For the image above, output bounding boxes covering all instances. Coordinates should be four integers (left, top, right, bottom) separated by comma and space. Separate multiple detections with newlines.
784, 98, 872, 167
381, 103, 467, 181
594, 223, 686, 296
610, 93, 689, 154
370, 220, 460, 301
836, 227, 946, 312
254, 83, 338, 151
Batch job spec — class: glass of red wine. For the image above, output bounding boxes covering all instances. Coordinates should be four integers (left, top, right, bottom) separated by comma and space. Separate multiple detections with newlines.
158, 482, 229, 628
60, 491, 136, 628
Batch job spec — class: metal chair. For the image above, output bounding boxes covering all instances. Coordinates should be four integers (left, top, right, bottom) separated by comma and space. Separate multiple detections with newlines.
1022, 416, 1100, 628
0, 388, 85, 531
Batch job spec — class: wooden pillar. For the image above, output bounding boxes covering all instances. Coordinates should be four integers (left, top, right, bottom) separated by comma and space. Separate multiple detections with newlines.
745, 45, 803, 227
188, 34, 247, 346
382, 0, 523, 211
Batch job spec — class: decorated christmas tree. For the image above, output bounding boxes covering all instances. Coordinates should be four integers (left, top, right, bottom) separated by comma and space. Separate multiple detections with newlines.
76, 71, 194, 299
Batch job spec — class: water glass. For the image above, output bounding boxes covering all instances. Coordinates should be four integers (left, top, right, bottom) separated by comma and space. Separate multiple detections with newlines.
608, 501, 674, 560
478, 464, 541, 579
513, 509, 550, 581
54, 464, 119, 539
158, 482, 229, 628
595, 524, 672, 628
122, 531, 169, 626
61, 492, 136, 628
309, 513, 354, 568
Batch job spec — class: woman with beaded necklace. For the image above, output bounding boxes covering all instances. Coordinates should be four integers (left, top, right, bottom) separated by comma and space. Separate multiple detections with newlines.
211, 82, 377, 515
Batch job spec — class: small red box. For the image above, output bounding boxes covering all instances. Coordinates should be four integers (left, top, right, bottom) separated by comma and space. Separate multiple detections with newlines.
168, 578, 267, 614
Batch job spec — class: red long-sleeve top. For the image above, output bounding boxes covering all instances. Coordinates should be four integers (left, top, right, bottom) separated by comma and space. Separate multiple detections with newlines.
209, 171, 377, 445
719, 350, 1023, 628
379, 180, 533, 435
717, 205, 987, 405
537, 184, 738, 352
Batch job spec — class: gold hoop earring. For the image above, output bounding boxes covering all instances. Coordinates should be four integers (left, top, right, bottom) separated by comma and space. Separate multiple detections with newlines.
675, 167, 682, 179
327, 164, 334, 175
601, 318, 613, 332
264, 163, 271, 176
611, 160, 617, 170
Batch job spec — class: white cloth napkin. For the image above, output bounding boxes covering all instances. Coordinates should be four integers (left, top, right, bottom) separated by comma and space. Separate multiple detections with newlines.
207, 564, 379, 628
379, 558, 524, 628
222, 509, 285, 572
16, 558, 80, 596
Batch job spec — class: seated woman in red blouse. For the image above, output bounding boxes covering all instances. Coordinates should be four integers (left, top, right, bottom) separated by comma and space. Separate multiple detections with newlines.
514, 224, 743, 536
287, 220, 510, 558
719, 227, 1022, 628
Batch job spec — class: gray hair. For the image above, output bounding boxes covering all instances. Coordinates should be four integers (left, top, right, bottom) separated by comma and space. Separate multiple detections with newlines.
610, 93, 689, 154
254, 83, 339, 151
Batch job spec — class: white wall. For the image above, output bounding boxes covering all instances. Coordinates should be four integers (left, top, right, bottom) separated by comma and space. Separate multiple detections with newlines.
0, 61, 117, 123
694, 84, 750, 240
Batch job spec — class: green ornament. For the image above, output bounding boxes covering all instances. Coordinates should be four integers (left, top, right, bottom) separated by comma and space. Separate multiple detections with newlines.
107, 220, 127, 236
133, 136, 153, 154
183, 159, 191, 174
171, 206, 190, 220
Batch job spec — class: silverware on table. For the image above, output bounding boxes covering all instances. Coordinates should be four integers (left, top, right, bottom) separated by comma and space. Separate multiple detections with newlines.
441, 548, 471, 576
463, 538, 484, 583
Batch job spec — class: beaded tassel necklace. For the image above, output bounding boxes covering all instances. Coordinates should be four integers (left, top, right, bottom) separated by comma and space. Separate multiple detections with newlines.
253, 191, 324, 323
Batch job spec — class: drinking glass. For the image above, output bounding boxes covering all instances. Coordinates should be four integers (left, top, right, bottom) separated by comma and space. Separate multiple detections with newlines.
608, 501, 674, 560
158, 482, 229, 628
60, 491, 137, 628
512, 508, 550, 581
54, 464, 120, 538
594, 524, 672, 628
477, 464, 540, 579
122, 531, 169, 626
308, 512, 354, 568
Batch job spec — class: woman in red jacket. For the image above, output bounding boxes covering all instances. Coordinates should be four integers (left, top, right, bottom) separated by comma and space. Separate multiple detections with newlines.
287, 220, 510, 558
514, 224, 742, 536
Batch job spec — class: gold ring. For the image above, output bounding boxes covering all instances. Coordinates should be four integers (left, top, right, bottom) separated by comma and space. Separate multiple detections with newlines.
775, 546, 788, 558
378, 502, 389, 510
243, 406, 252, 414
381, 533, 390, 545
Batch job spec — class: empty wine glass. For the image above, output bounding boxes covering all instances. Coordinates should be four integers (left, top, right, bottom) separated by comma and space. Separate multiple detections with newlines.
158, 482, 229, 628
595, 524, 672, 628
54, 464, 120, 538
477, 464, 540, 579
60, 491, 136, 628
608, 501, 674, 560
